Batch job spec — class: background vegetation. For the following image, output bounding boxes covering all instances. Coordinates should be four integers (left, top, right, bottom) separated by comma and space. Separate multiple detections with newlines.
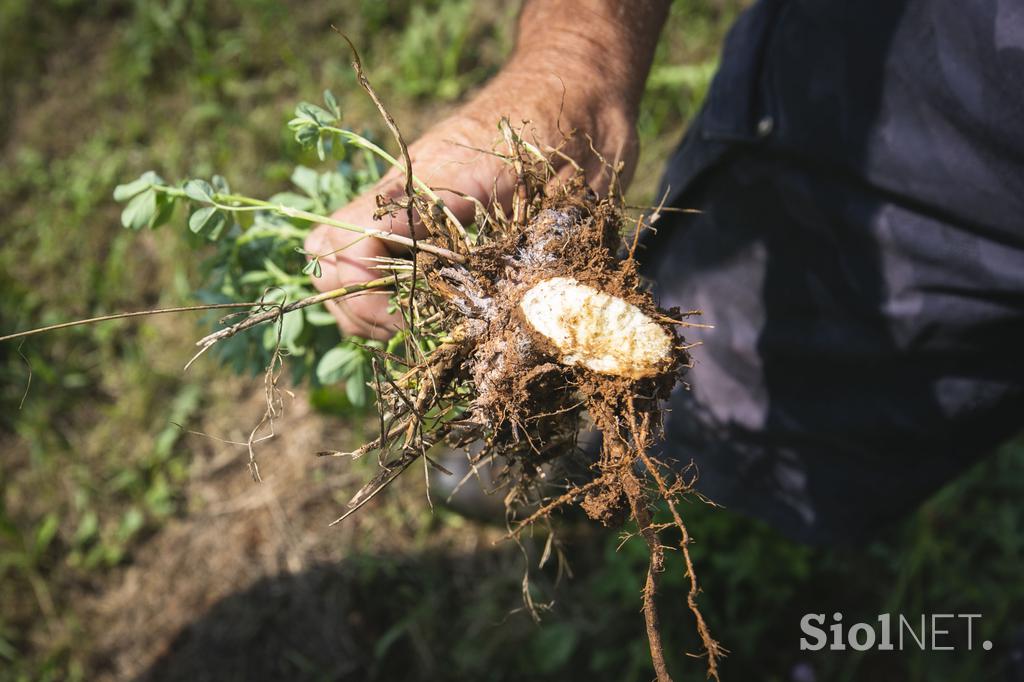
1, 1, 1020, 681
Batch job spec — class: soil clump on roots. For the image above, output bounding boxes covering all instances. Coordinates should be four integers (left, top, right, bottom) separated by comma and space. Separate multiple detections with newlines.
341, 117, 724, 678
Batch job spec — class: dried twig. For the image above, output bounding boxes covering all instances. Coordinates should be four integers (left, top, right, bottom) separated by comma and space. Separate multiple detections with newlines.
0, 301, 265, 344
186, 275, 410, 369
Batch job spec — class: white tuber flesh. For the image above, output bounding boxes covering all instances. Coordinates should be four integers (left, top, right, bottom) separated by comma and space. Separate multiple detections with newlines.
519, 277, 673, 379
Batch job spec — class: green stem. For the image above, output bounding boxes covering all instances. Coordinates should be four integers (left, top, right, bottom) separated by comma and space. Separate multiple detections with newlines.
324, 127, 470, 245
325, 127, 433, 196
151, 183, 466, 263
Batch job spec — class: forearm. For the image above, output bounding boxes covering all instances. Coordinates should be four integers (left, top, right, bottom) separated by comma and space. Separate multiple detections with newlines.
507, 0, 671, 114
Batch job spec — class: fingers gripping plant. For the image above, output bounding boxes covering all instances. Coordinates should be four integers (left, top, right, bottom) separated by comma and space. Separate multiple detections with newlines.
23, 42, 724, 681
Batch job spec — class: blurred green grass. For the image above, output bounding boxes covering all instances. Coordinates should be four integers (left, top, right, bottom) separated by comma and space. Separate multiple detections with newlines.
0, 2, 1020, 681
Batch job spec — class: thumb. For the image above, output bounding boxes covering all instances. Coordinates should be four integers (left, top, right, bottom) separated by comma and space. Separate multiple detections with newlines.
304, 190, 403, 340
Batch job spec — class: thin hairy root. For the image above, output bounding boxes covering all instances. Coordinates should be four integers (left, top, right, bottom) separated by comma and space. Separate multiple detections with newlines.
639, 451, 726, 679
621, 460, 671, 682
635, 527, 671, 681
329, 452, 420, 526
505, 475, 611, 539
191, 275, 407, 361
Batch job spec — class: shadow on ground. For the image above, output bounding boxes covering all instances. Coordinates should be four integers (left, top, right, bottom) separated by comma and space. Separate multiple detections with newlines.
134, 549, 537, 682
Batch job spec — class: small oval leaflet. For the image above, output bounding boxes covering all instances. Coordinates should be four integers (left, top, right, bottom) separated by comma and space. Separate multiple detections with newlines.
519, 277, 673, 379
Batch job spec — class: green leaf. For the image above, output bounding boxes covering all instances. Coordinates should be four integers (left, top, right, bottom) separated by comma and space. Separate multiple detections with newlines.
184, 178, 215, 203
302, 258, 322, 278
144, 474, 173, 518
345, 363, 369, 407
280, 309, 304, 350
188, 206, 220, 233
291, 166, 319, 198
108, 469, 139, 493
261, 258, 293, 284
291, 103, 317, 125
294, 124, 319, 147
319, 168, 352, 209
296, 102, 335, 126
74, 510, 99, 546
152, 193, 176, 229
305, 307, 337, 326
121, 188, 158, 230
116, 508, 145, 542
386, 333, 406, 356
238, 270, 273, 285
206, 211, 229, 241
324, 89, 341, 118
316, 134, 329, 162
34, 513, 59, 556
113, 170, 161, 202
316, 345, 361, 384
211, 174, 231, 194
263, 324, 280, 352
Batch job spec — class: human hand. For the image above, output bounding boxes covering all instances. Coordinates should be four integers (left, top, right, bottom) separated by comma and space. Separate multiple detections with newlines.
304, 0, 669, 340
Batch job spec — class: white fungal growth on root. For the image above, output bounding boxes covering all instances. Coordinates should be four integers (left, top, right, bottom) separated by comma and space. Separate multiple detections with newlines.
519, 277, 673, 379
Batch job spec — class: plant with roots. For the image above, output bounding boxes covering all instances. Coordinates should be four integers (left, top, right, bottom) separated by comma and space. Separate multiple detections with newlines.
3, 41, 724, 681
